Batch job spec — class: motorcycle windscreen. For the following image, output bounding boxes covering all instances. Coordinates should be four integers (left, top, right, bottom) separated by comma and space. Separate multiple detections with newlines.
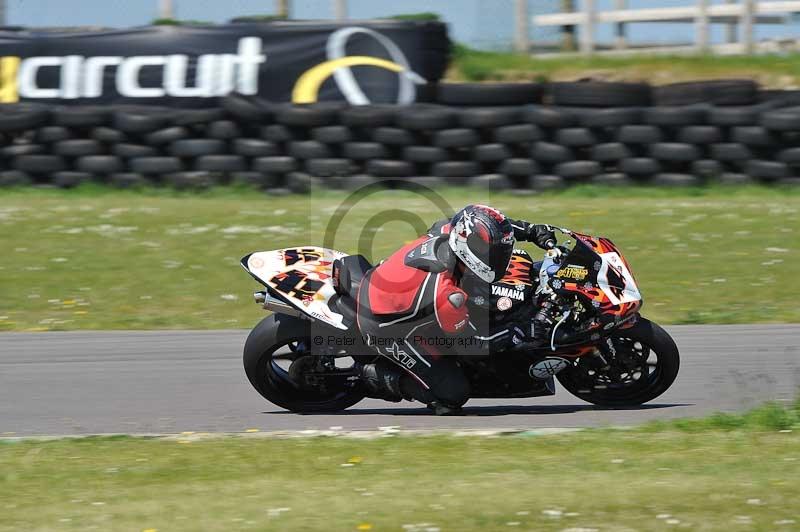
242, 247, 349, 330
568, 235, 642, 306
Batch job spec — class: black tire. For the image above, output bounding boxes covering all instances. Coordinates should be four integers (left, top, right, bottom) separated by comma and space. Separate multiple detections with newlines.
165, 171, 216, 190
758, 90, 800, 106
498, 158, 540, 176
112, 106, 171, 134
761, 106, 800, 131
432, 160, 480, 178
745, 160, 789, 181
590, 142, 631, 162
233, 138, 278, 158
36, 126, 73, 143
522, 105, 578, 128
276, 103, 341, 127
170, 139, 227, 158
577, 107, 642, 127
173, 107, 226, 126
261, 124, 295, 143
287, 171, 313, 193
531, 141, 573, 164
557, 317, 679, 406
396, 104, 457, 130
0, 104, 50, 133
52, 106, 111, 128
458, 106, 520, 128
578, 107, 642, 128
555, 160, 601, 180
76, 155, 124, 174
469, 174, 512, 190
342, 174, 380, 190
194, 155, 247, 173
708, 104, 767, 126
91, 127, 127, 144
13, 155, 66, 173
555, 127, 597, 147
145, 126, 190, 146
372, 127, 417, 146
54, 139, 104, 157
130, 156, 184, 174
472, 143, 512, 162
221, 93, 273, 123
529, 174, 566, 190
311, 125, 352, 144
289, 140, 332, 160
709, 143, 752, 162
306, 158, 353, 177
403, 146, 448, 164
112, 143, 158, 159
778, 147, 800, 164
652, 173, 701, 186
0, 170, 32, 187
343, 141, 388, 160
52, 171, 92, 188
718, 173, 754, 185
644, 105, 708, 126
731, 126, 775, 147
649, 142, 701, 162
206, 120, 242, 140
1, 143, 45, 157
253, 156, 298, 174
494, 123, 543, 144
339, 105, 397, 127
620, 157, 661, 176
110, 172, 148, 188
432, 128, 480, 148
591, 172, 634, 186
366, 159, 415, 177
231, 171, 280, 188
436, 82, 543, 106
653, 80, 757, 106
616, 125, 662, 144
691, 159, 723, 177
549, 81, 651, 107
677, 125, 722, 144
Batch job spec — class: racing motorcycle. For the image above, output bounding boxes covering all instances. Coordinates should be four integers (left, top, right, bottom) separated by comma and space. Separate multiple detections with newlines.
240, 228, 679, 413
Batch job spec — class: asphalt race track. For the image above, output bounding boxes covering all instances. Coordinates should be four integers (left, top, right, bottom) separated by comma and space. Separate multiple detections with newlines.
1, 325, 798, 436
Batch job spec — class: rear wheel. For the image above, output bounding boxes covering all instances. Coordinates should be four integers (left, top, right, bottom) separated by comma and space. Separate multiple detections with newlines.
556, 317, 679, 406
243, 313, 365, 413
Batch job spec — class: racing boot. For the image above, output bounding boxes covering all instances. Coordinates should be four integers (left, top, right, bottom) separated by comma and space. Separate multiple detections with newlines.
360, 361, 404, 402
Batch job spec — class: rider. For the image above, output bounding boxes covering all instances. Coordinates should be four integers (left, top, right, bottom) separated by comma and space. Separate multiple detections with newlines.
356, 204, 555, 415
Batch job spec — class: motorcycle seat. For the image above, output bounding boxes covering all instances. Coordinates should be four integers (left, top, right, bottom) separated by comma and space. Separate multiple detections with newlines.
332, 254, 373, 298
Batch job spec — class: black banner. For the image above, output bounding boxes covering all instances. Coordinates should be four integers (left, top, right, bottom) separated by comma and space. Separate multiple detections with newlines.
0, 21, 449, 106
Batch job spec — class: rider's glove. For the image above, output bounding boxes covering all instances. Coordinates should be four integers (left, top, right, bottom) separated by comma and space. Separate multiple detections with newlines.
529, 224, 556, 250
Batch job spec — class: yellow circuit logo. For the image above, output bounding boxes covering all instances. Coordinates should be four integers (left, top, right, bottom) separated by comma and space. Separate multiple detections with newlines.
555, 265, 589, 281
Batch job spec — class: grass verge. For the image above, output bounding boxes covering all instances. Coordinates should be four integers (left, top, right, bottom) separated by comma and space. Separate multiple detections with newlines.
0, 184, 798, 330
1, 400, 799, 531
450, 44, 800, 87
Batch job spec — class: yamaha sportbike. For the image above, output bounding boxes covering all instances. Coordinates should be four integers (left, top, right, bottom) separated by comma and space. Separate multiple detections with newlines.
240, 228, 679, 412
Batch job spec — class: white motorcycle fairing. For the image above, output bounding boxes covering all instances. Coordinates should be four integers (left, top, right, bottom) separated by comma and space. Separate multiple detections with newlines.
242, 246, 349, 330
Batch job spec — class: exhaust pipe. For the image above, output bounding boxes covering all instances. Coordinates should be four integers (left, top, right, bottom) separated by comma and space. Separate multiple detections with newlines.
253, 291, 302, 317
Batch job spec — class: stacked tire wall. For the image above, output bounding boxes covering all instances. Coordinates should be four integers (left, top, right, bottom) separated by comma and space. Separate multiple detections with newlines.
3, 80, 800, 191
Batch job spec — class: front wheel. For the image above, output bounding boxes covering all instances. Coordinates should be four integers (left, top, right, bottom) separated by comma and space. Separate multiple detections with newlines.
556, 317, 679, 407
243, 313, 365, 413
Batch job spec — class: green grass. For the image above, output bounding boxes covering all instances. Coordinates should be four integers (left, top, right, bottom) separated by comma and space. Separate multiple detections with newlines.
450, 44, 800, 87
0, 184, 798, 331
2, 400, 800, 532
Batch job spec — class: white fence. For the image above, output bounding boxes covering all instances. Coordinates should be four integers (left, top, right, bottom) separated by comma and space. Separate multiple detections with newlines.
533, 1, 800, 55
